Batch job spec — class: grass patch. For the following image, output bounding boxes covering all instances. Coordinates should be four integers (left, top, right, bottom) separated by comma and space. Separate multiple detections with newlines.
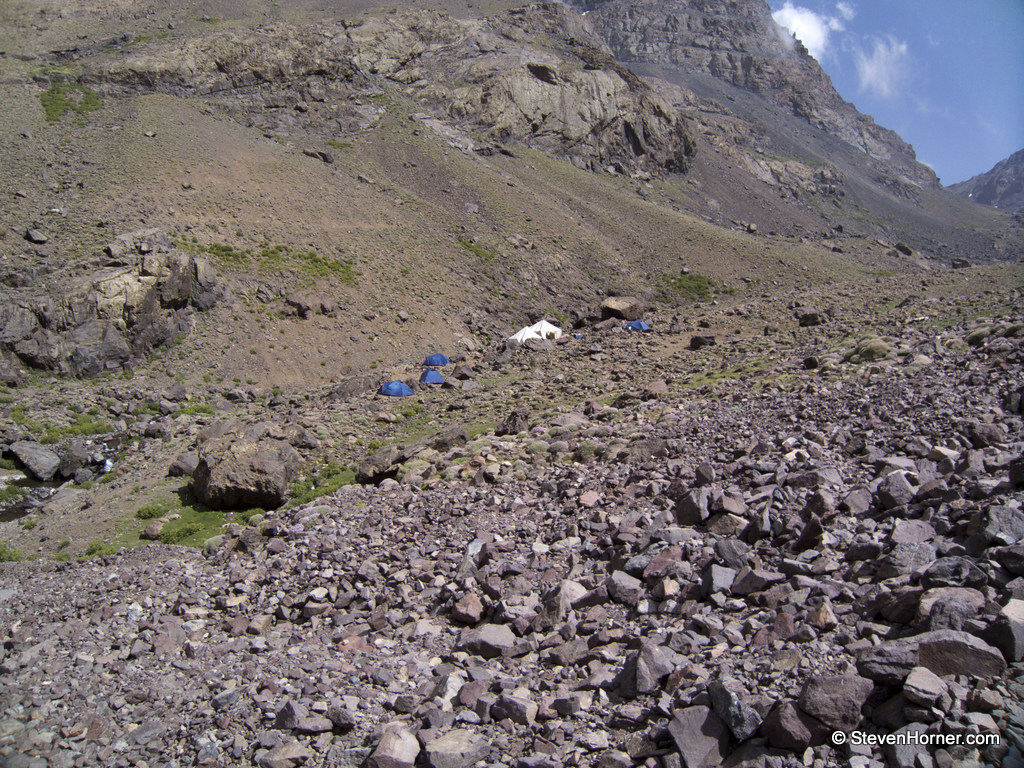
458, 238, 497, 263
157, 522, 203, 545
326, 139, 352, 151
289, 461, 356, 507
658, 272, 716, 303
21, 518, 36, 530
10, 405, 46, 434
179, 241, 360, 284
136, 500, 173, 520
0, 542, 23, 562
84, 539, 118, 558
0, 486, 25, 503
0, 458, 17, 471
40, 83, 103, 122
132, 401, 161, 417
40, 413, 113, 444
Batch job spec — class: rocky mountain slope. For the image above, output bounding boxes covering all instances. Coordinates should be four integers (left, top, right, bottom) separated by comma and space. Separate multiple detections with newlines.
2, 270, 1024, 768
949, 148, 1024, 212
1, 0, 1024, 766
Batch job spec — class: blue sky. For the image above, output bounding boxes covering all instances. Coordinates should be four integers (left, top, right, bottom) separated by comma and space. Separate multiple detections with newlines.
768, 0, 1024, 184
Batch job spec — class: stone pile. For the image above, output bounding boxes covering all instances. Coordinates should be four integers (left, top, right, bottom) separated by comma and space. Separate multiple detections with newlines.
1, 310, 1022, 768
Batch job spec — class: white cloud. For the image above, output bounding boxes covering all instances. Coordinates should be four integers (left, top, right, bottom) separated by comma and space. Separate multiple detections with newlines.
836, 2, 855, 22
772, 2, 846, 60
854, 35, 910, 100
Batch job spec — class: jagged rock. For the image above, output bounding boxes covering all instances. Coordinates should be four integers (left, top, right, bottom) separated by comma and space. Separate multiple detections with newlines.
797, 674, 872, 731
600, 296, 644, 321
982, 599, 1024, 662
368, 725, 419, 768
708, 680, 762, 741
424, 730, 490, 768
454, 624, 517, 658
168, 452, 200, 478
916, 630, 1006, 678
856, 636, 921, 685
58, 441, 92, 479
902, 666, 946, 707
760, 700, 828, 751
667, 706, 729, 768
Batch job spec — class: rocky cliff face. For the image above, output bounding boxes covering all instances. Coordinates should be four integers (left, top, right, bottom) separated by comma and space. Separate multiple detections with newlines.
91, 4, 696, 176
949, 149, 1024, 212
574, 0, 935, 186
0, 230, 224, 379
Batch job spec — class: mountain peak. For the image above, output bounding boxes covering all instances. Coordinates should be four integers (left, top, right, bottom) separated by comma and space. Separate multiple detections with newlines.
948, 148, 1024, 211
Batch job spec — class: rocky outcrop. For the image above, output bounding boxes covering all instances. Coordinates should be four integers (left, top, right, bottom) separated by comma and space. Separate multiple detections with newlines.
574, 0, 934, 186
92, 5, 696, 176
0, 230, 223, 378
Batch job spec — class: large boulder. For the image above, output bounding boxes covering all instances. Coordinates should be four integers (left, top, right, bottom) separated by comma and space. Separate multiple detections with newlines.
190, 424, 301, 510
9, 441, 60, 481
600, 296, 644, 321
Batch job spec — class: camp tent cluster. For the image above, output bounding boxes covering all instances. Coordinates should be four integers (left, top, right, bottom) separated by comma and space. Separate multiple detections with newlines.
378, 352, 451, 395
508, 320, 563, 345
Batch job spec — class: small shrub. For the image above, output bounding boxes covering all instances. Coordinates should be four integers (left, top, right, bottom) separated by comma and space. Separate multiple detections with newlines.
84, 540, 115, 558
325, 139, 352, 151
158, 522, 203, 545
0, 542, 24, 562
57, 539, 70, 550
22, 518, 36, 530
136, 501, 171, 520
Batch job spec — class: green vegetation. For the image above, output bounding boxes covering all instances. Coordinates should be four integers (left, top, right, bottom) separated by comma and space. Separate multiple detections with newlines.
22, 518, 36, 530
135, 500, 172, 520
158, 522, 203, 545
0, 542, 23, 562
0, 486, 24, 503
458, 238, 497, 263
658, 272, 716, 303
57, 539, 70, 550
40, 83, 103, 122
10, 405, 46, 434
84, 539, 118, 558
0, 458, 17, 471
543, 308, 568, 325
326, 140, 352, 151
133, 401, 161, 417
176, 240, 360, 284
40, 413, 113, 444
289, 461, 356, 506
400, 402, 424, 419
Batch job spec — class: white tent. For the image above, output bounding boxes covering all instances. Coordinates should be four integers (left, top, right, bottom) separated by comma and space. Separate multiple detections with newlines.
508, 320, 563, 344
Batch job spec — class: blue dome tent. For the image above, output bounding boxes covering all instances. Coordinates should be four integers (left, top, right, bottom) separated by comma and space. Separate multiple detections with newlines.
379, 381, 415, 397
625, 320, 651, 332
423, 353, 450, 366
420, 369, 445, 385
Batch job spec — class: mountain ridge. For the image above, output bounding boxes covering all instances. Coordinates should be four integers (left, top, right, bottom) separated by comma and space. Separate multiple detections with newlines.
948, 147, 1024, 212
